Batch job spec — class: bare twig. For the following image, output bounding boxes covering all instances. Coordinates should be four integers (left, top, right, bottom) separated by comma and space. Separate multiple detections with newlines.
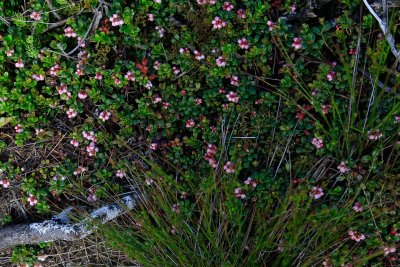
363, 0, 400, 61
46, 0, 62, 21
0, 190, 143, 250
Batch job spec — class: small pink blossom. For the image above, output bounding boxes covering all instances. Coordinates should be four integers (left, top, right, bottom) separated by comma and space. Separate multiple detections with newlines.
145, 81, 153, 89
326, 71, 336, 81
173, 66, 180, 75
66, 108, 77, 119
267, 21, 275, 31
395, 116, 400, 123
244, 177, 257, 188
15, 59, 24, 68
230, 75, 239, 86
180, 48, 190, 54
226, 91, 239, 103
212, 17, 226, 29
368, 129, 382, 140
195, 98, 202, 106
292, 37, 302, 50
87, 193, 97, 202
152, 96, 163, 104
6, 49, 14, 57
352, 202, 363, 213
148, 13, 154, 21
238, 38, 250, 49
27, 195, 38, 206
32, 74, 45, 81
234, 187, 246, 199
311, 137, 324, 149
310, 186, 324, 199
322, 104, 330, 114
82, 131, 96, 142
70, 139, 80, 147
150, 143, 158, 150
99, 111, 111, 122
155, 26, 165, 37
73, 166, 87, 175
162, 102, 170, 109
49, 64, 61, 76
223, 2, 234, 11
383, 246, 396, 255
236, 9, 246, 19
15, 124, 23, 133
75, 68, 84, 76
116, 170, 126, 178
194, 50, 205, 60
216, 56, 226, 67
186, 119, 195, 128
110, 14, 124, 26
0, 178, 10, 188
37, 254, 48, 262
78, 90, 88, 99
348, 230, 365, 242
64, 27, 77, 38
35, 129, 44, 135
172, 203, 180, 214
337, 161, 350, 174
125, 71, 135, 81
94, 72, 103, 80
154, 0, 161, 3
153, 61, 161, 70
145, 178, 154, 185
114, 78, 121, 85
30, 11, 42, 21
224, 161, 236, 174
86, 142, 99, 156
77, 36, 85, 47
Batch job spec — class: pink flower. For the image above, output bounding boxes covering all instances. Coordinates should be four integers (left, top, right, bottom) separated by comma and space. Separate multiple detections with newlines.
321, 104, 330, 114
15, 124, 23, 133
64, 27, 77, 38
152, 96, 163, 104
186, 119, 195, 128
15, 59, 24, 68
368, 129, 382, 140
49, 64, 61, 76
162, 102, 170, 109
145, 178, 154, 185
75, 68, 84, 76
37, 254, 48, 262
395, 116, 400, 123
236, 9, 246, 19
244, 177, 257, 188
311, 137, 324, 149
224, 161, 236, 174
230, 75, 239, 86
173, 66, 180, 75
87, 193, 97, 202
125, 71, 135, 81
77, 36, 85, 47
326, 71, 336, 81
226, 91, 239, 103
352, 202, 363, 213
238, 38, 250, 49
310, 186, 324, 199
216, 56, 226, 67
6, 49, 14, 57
180, 47, 190, 54
30, 11, 42, 21
290, 5, 297, 13
73, 166, 87, 175
267, 21, 275, 31
155, 26, 164, 37
195, 98, 202, 105
32, 74, 45, 81
0, 178, 10, 188
66, 108, 77, 119
27, 195, 38, 206
292, 37, 302, 50
148, 13, 154, 21
172, 203, 180, 214
194, 50, 205, 60
212, 17, 226, 29
223, 2, 234, 11
197, 0, 207, 4
86, 142, 99, 156
349, 48, 356, 55
145, 81, 153, 89
99, 111, 111, 122
94, 72, 103, 80
150, 143, 158, 150
154, 0, 161, 3
383, 246, 396, 255
78, 90, 88, 99
114, 78, 121, 85
116, 170, 126, 178
234, 187, 246, 199
153, 61, 161, 70
348, 230, 365, 242
110, 14, 124, 26
35, 129, 44, 135
337, 161, 349, 174
70, 139, 80, 147
82, 131, 96, 142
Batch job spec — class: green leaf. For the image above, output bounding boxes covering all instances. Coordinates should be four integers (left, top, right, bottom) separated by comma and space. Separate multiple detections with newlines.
0, 117, 14, 128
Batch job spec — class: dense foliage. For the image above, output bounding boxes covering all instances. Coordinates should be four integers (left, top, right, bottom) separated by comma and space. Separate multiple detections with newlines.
0, 0, 399, 266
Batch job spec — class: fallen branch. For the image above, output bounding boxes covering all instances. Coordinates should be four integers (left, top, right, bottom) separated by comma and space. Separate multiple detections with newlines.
0, 190, 143, 250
